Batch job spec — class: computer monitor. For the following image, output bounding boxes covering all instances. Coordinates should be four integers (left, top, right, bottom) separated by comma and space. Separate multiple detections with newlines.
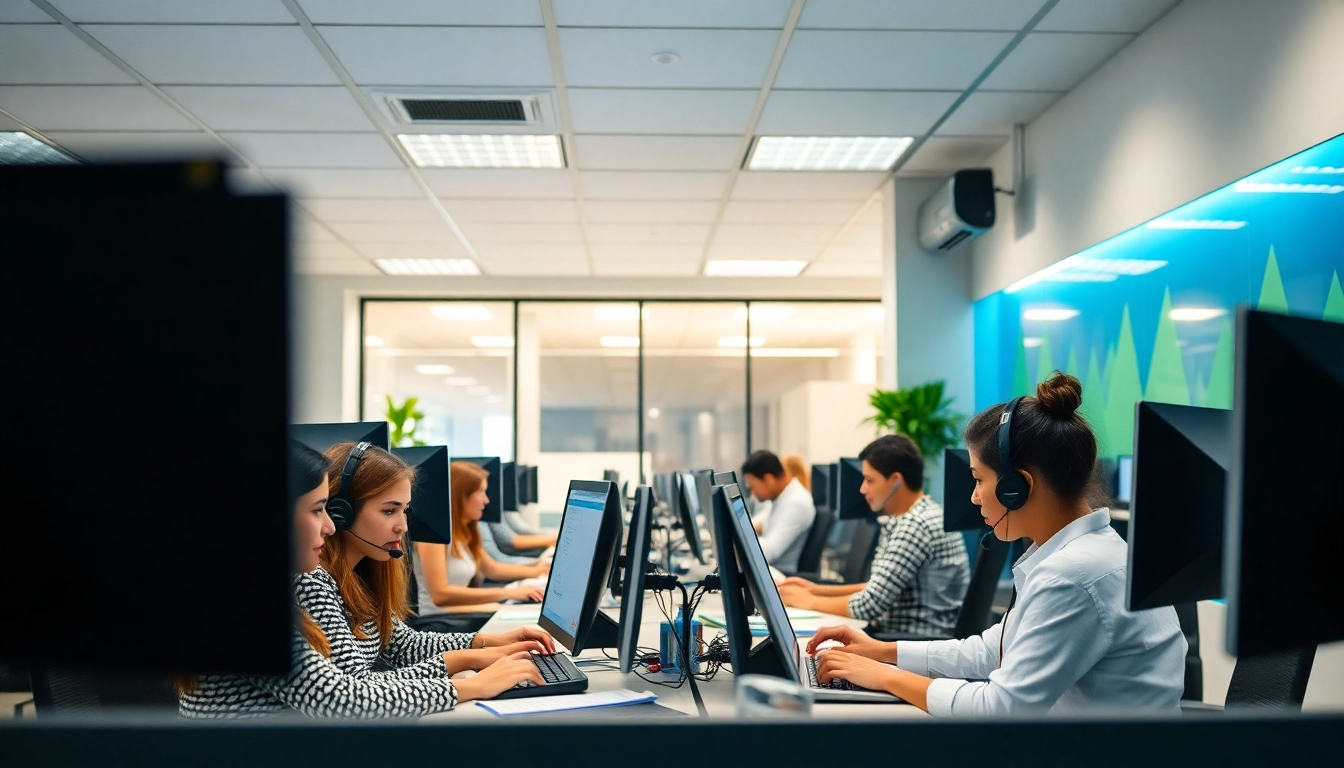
617, 486, 655, 673
538, 480, 625, 655
455, 456, 502, 523
603, 468, 620, 485
290, 422, 390, 454
1125, 403, 1230, 611
1225, 309, 1344, 656
392, 446, 452, 546
501, 461, 519, 512
677, 471, 708, 564
811, 465, 831, 509
2, 161, 291, 676
525, 465, 539, 506
1116, 455, 1134, 504
712, 470, 741, 489
693, 469, 716, 552
827, 463, 840, 511
513, 464, 530, 505
833, 458, 870, 520
942, 448, 986, 533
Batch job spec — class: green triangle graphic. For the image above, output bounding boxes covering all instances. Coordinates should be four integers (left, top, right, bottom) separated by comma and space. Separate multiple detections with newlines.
1103, 344, 1117, 404
1192, 370, 1208, 408
1145, 288, 1192, 405
1035, 333, 1056, 387
1205, 318, 1235, 410
1257, 245, 1289, 313
1065, 346, 1080, 380
1081, 348, 1110, 455
1325, 271, 1344, 323
1103, 305, 1144, 458
1013, 326, 1031, 399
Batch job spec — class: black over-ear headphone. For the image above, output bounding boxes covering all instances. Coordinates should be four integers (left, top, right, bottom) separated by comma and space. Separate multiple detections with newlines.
326, 441, 372, 531
995, 397, 1030, 510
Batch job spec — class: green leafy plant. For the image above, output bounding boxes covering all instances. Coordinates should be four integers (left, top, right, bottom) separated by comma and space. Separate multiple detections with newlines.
863, 381, 964, 465
384, 395, 426, 447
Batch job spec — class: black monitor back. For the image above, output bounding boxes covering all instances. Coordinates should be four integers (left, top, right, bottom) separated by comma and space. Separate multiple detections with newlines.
525, 465, 539, 506
712, 470, 741, 489
1, 161, 290, 676
393, 446, 452, 545
501, 462, 519, 512
1226, 309, 1344, 655
811, 465, 831, 509
455, 457, 502, 523
834, 458, 870, 520
291, 422, 390, 454
678, 473, 707, 564
1126, 403, 1230, 611
942, 449, 987, 533
618, 486, 655, 673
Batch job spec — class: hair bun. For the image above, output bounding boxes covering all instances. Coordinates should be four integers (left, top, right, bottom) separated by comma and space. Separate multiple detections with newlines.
1035, 371, 1083, 418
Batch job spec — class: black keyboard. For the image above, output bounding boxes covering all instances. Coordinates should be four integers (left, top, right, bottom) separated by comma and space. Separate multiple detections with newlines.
531, 653, 576, 684
490, 651, 589, 700
805, 655, 857, 691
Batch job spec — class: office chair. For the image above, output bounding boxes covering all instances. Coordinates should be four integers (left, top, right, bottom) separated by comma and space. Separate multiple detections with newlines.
790, 517, 881, 586
1181, 645, 1316, 713
27, 666, 177, 715
1174, 602, 1203, 702
870, 536, 1011, 642
787, 508, 835, 577
404, 549, 496, 634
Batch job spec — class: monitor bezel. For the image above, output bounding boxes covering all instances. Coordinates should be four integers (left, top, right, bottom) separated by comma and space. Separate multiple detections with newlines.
618, 486, 654, 673
454, 456, 503, 523
537, 479, 624, 655
392, 445, 452, 545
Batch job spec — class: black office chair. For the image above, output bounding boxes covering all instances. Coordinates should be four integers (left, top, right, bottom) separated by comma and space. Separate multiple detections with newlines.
405, 549, 496, 634
790, 516, 881, 585
871, 537, 1011, 642
28, 666, 177, 715
1174, 602, 1203, 702
1182, 645, 1316, 713
786, 509, 835, 577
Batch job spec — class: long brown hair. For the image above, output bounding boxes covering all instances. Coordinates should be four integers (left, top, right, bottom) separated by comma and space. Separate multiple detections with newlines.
450, 461, 488, 562
782, 454, 810, 491
320, 442, 415, 648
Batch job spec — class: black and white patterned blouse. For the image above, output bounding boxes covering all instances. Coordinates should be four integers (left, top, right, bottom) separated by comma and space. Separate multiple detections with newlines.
179, 568, 474, 719
848, 496, 971, 636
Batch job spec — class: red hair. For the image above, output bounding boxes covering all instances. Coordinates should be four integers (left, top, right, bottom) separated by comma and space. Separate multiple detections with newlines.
450, 461, 488, 562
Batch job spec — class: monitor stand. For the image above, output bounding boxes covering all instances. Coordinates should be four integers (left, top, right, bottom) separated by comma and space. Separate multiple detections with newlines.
584, 611, 620, 651
739, 636, 791, 679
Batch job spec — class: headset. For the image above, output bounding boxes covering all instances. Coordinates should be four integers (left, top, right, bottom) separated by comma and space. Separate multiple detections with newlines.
982, 396, 1029, 551
325, 441, 404, 559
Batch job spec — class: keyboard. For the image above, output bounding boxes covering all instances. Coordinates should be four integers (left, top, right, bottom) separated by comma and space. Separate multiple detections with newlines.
531, 653, 576, 684
490, 652, 589, 700
805, 655, 858, 691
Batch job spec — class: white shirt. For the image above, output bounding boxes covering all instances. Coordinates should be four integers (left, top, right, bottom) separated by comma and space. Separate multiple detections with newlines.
757, 478, 816, 573
896, 510, 1186, 716
413, 546, 478, 616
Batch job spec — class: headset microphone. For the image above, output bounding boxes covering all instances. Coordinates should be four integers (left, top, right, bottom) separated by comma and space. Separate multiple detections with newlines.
348, 530, 404, 559
873, 479, 902, 513
980, 508, 1011, 551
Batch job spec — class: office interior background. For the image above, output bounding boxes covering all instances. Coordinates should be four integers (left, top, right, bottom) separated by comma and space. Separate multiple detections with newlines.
2, 0, 1342, 749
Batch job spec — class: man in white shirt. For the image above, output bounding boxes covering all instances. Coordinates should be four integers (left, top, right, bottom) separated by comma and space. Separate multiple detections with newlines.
742, 450, 816, 574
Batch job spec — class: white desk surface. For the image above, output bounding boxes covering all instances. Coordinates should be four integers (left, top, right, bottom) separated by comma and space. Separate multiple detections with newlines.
423, 592, 926, 722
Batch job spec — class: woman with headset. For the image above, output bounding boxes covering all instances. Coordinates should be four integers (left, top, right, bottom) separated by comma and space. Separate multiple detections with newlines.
808, 373, 1187, 715
181, 441, 545, 718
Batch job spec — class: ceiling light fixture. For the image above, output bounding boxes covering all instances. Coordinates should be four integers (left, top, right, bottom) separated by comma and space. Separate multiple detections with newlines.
1023, 308, 1080, 321
0, 132, 76, 164
397, 134, 564, 169
594, 305, 647, 321
704, 260, 807, 277
1234, 181, 1343, 194
650, 52, 680, 64
1003, 256, 1083, 294
748, 348, 841, 358
471, 336, 515, 348
647, 407, 661, 419
430, 304, 493, 320
1043, 271, 1120, 283
718, 336, 766, 348
374, 258, 480, 276
1169, 307, 1227, 322
747, 136, 914, 171
465, 386, 491, 396
415, 364, 456, 375
1070, 258, 1168, 275
1146, 219, 1248, 230
364, 335, 385, 347
443, 377, 478, 386
1290, 165, 1343, 174
600, 336, 641, 348
1023, 337, 1044, 348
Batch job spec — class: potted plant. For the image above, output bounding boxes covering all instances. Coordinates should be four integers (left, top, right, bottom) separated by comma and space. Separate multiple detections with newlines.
384, 395, 427, 447
863, 381, 963, 468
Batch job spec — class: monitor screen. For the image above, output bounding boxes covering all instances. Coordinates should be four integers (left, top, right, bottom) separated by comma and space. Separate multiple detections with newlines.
942, 448, 986, 533
540, 483, 618, 652
393, 445, 452, 545
618, 487, 654, 674
678, 472, 707, 563
291, 422, 390, 454
454, 456, 502, 523
811, 465, 831, 509
1116, 455, 1134, 503
526, 465, 539, 506
501, 462, 519, 512
725, 490, 801, 682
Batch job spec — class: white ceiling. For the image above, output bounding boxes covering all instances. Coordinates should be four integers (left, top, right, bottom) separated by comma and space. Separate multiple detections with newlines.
0, 0, 1178, 278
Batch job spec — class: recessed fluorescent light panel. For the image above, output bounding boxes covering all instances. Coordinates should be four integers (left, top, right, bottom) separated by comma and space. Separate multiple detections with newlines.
364, 335, 385, 347
1023, 337, 1044, 348
375, 258, 480, 276
471, 336, 515, 348
1071, 258, 1168, 275
430, 304, 492, 320
0, 132, 76, 164
718, 336, 766, 348
747, 136, 913, 171
704, 260, 807, 277
397, 134, 564, 168
1233, 181, 1343, 194
1290, 165, 1343, 174
600, 336, 640, 348
465, 386, 491, 396
1023, 308, 1080, 321
1169, 308, 1227, 322
444, 377, 478, 386
415, 364, 456, 375
1146, 219, 1247, 230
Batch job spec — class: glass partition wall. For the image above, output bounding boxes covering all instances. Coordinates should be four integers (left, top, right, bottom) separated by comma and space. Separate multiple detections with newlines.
362, 299, 882, 509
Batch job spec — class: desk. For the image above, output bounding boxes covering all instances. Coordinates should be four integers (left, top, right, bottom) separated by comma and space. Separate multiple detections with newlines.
424, 592, 925, 721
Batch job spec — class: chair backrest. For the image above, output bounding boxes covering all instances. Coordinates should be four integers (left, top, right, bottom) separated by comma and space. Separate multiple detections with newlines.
841, 518, 881, 584
28, 666, 177, 715
1225, 646, 1316, 710
795, 509, 834, 575
1173, 602, 1203, 701
951, 541, 1011, 639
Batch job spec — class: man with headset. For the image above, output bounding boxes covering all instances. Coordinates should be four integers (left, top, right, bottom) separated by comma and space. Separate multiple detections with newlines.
777, 434, 970, 637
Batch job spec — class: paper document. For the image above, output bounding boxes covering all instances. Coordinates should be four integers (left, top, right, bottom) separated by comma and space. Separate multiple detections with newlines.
475, 689, 657, 717
494, 606, 542, 622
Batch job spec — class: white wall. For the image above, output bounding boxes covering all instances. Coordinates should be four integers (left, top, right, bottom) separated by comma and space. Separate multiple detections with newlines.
776, 380, 876, 465
1197, 601, 1344, 710
971, 0, 1344, 298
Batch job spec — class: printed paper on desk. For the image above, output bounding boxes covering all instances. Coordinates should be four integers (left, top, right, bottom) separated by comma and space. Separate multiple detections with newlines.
494, 606, 542, 622
475, 689, 657, 717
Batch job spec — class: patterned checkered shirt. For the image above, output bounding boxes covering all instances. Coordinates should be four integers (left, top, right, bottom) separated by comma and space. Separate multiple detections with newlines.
848, 496, 970, 636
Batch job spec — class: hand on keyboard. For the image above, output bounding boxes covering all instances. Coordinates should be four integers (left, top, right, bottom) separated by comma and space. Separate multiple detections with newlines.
453, 651, 546, 702
810, 649, 896, 695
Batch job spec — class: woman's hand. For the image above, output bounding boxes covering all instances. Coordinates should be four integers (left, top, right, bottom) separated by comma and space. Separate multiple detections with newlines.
444, 639, 547, 674
805, 624, 896, 663
529, 559, 552, 578
777, 575, 817, 591
776, 584, 815, 610
478, 626, 557, 655
507, 585, 544, 603
812, 649, 900, 694
452, 651, 545, 702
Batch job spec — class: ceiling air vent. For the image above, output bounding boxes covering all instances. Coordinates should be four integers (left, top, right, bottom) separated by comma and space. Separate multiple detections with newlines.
401, 99, 527, 123
374, 92, 555, 129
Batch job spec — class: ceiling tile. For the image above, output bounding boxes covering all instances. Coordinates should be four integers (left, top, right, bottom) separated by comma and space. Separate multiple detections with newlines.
819, 242, 882, 262
775, 31, 1013, 90
580, 170, 728, 201
707, 243, 821, 261
355, 241, 473, 260
584, 200, 720, 223
568, 88, 756, 134
298, 0, 542, 25
0, 85, 198, 130
758, 90, 957, 136
294, 258, 381, 276
590, 244, 701, 262
0, 1, 56, 22
422, 169, 574, 199
900, 135, 1007, 173
327, 222, 463, 244
586, 224, 710, 244
1037, 0, 1180, 33
49, 0, 296, 23
82, 25, 341, 85
798, 0, 1043, 30
439, 199, 580, 223
981, 32, 1134, 91
294, 215, 338, 243
721, 200, 862, 224
732, 171, 886, 200
226, 167, 279, 194
937, 91, 1062, 135
222, 131, 401, 168
803, 260, 882, 277
0, 25, 136, 84
303, 197, 444, 222
592, 259, 700, 277
560, 28, 778, 88
480, 258, 590, 277
457, 223, 585, 243
295, 242, 363, 260
473, 243, 589, 261
162, 86, 374, 131
317, 26, 552, 87
264, 168, 424, 198
573, 134, 742, 171
43, 130, 222, 160
713, 224, 837, 244
555, 0, 793, 28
